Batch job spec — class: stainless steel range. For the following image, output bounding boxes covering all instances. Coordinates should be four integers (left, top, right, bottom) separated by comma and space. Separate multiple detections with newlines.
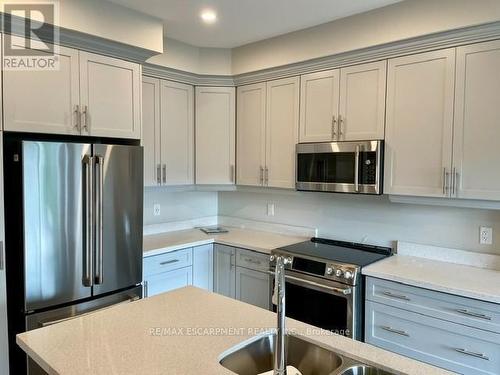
270, 238, 392, 341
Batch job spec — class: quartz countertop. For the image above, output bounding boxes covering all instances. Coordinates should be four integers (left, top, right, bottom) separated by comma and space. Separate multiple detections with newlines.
17, 287, 453, 375
143, 227, 308, 257
362, 255, 500, 304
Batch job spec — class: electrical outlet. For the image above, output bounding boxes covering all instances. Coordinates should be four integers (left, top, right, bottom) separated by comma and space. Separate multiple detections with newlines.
480, 226, 493, 245
267, 203, 275, 217
153, 204, 161, 217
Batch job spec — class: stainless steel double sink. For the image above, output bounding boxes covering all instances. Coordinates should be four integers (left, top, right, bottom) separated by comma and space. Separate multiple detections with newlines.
219, 332, 394, 375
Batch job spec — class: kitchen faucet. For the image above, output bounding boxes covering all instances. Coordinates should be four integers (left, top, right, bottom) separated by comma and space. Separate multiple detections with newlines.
272, 255, 290, 375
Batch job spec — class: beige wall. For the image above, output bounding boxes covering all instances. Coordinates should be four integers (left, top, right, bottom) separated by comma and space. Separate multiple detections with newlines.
231, 0, 500, 74
2, 0, 164, 53
147, 37, 232, 75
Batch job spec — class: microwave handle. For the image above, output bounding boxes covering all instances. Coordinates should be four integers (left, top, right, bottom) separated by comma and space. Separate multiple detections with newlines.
354, 144, 360, 192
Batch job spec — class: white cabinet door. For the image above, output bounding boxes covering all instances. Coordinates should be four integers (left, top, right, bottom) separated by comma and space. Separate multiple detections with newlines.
192, 244, 213, 291
453, 40, 500, 201
79, 52, 141, 139
213, 245, 236, 299
3, 40, 80, 135
236, 83, 266, 186
299, 70, 340, 143
160, 80, 194, 185
195, 87, 236, 185
0, 131, 9, 374
266, 77, 299, 189
385, 49, 455, 197
339, 61, 387, 141
236, 267, 270, 310
145, 267, 193, 297
142, 77, 161, 186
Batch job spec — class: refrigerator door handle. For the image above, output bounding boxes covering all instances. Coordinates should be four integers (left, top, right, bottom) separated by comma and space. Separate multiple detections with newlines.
94, 155, 104, 285
82, 155, 94, 287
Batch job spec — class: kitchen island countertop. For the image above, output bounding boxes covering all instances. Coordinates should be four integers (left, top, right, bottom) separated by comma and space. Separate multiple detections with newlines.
17, 287, 453, 375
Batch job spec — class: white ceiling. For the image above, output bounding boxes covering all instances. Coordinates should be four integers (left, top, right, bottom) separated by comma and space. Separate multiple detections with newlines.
107, 0, 403, 48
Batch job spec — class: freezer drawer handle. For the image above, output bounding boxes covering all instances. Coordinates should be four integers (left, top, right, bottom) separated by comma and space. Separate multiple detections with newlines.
94, 155, 104, 285
454, 348, 489, 361
39, 296, 140, 328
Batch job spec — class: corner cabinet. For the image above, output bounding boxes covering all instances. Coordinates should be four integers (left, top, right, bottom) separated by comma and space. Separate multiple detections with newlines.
195, 87, 236, 185
213, 245, 236, 298
299, 61, 386, 143
142, 77, 194, 187
384, 49, 455, 197
237, 77, 299, 189
3, 37, 141, 139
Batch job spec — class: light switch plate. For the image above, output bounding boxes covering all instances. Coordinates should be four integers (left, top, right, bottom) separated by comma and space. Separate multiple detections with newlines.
480, 226, 493, 245
153, 204, 161, 216
267, 203, 275, 217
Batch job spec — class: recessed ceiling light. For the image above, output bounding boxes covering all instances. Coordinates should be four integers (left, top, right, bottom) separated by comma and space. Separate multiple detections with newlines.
200, 9, 217, 24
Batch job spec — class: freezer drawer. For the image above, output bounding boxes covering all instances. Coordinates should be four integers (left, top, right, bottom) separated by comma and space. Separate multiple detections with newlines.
26, 286, 142, 375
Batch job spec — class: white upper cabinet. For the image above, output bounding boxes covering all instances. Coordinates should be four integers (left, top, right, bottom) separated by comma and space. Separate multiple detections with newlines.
142, 77, 161, 186
299, 70, 340, 143
236, 83, 267, 187
266, 77, 300, 189
79, 52, 141, 139
3, 42, 80, 135
195, 86, 236, 185
385, 49, 456, 197
160, 80, 194, 185
453, 40, 500, 201
339, 61, 387, 141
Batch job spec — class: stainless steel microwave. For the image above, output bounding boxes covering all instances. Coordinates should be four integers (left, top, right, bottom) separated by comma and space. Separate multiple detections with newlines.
296, 140, 383, 194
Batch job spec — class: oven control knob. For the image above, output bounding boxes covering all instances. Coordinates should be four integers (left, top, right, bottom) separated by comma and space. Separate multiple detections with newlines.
326, 266, 333, 275
344, 270, 354, 280
335, 269, 343, 277
269, 255, 275, 262
285, 256, 293, 265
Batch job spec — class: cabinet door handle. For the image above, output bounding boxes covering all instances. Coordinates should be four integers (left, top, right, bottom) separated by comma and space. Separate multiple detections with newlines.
159, 259, 180, 266
265, 167, 269, 186
454, 348, 489, 361
382, 291, 410, 301
162, 164, 167, 184
453, 168, 460, 196
331, 115, 337, 140
81, 105, 89, 132
73, 105, 81, 131
338, 114, 344, 138
260, 166, 264, 185
230, 165, 235, 183
442, 167, 450, 196
380, 325, 410, 337
455, 308, 492, 321
156, 164, 161, 185
0, 241, 4, 270
144, 280, 149, 297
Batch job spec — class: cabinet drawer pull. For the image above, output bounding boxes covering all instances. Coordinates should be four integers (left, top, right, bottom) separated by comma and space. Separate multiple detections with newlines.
380, 325, 410, 337
331, 115, 337, 139
156, 164, 161, 185
244, 257, 261, 265
382, 291, 410, 301
455, 308, 492, 321
454, 348, 489, 361
159, 259, 180, 266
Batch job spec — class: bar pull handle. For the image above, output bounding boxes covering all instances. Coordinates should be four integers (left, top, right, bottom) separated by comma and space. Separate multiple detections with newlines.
94, 155, 104, 285
455, 308, 492, 321
265, 167, 269, 186
454, 348, 489, 361
260, 166, 264, 186
0, 241, 4, 271
443, 167, 450, 196
382, 290, 410, 301
73, 105, 81, 131
82, 155, 94, 287
144, 280, 149, 298
156, 164, 161, 185
331, 115, 337, 140
81, 105, 89, 132
380, 326, 410, 337
230, 165, 235, 183
354, 144, 360, 193
159, 259, 180, 266
162, 164, 167, 184
338, 114, 344, 139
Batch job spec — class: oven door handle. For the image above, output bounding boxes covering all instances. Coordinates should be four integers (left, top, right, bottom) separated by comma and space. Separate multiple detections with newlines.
268, 271, 352, 296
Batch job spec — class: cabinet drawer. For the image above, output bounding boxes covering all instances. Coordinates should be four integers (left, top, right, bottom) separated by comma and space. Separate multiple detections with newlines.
144, 248, 193, 277
144, 267, 193, 297
366, 277, 500, 334
236, 248, 270, 272
366, 301, 500, 375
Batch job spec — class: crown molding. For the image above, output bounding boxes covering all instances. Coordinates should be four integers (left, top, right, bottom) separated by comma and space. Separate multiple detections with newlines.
1, 13, 159, 63
142, 63, 235, 86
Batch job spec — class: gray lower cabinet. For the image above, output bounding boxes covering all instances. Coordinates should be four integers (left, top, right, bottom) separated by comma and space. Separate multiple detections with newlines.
193, 244, 214, 291
365, 277, 500, 375
213, 244, 236, 298
236, 266, 271, 309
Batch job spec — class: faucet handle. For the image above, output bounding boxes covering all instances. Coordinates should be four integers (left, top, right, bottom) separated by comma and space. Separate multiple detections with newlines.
269, 255, 275, 262
283, 256, 292, 265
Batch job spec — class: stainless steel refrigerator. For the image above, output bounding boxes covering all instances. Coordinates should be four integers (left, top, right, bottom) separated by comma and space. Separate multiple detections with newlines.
4, 136, 143, 375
